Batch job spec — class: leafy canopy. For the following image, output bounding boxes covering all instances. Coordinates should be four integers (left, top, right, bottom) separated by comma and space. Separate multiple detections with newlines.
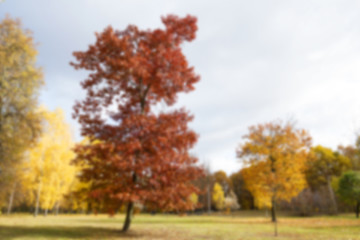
24, 107, 75, 212
212, 182, 225, 210
337, 171, 360, 205
237, 121, 311, 208
71, 15, 202, 217
0, 16, 43, 199
306, 145, 351, 190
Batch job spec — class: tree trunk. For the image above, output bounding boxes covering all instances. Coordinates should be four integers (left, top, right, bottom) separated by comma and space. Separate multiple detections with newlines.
34, 182, 42, 217
122, 92, 144, 232
356, 201, 360, 218
207, 185, 211, 213
55, 201, 60, 216
122, 201, 134, 232
326, 176, 338, 214
87, 201, 92, 215
7, 182, 16, 215
271, 197, 278, 236
271, 198, 277, 223
44, 208, 48, 217
269, 155, 277, 225
53, 201, 60, 215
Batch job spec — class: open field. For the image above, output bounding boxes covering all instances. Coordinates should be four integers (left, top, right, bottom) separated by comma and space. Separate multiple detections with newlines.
0, 211, 359, 240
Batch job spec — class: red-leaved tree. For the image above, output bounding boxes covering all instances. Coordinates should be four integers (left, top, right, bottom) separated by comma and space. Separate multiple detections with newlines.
71, 15, 202, 232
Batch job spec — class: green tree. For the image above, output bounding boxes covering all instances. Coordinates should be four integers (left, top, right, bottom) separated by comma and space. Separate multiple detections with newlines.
0, 16, 43, 202
306, 145, 351, 214
337, 171, 360, 218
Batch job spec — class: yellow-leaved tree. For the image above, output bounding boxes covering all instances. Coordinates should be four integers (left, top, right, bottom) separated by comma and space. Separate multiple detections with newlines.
237, 121, 311, 223
188, 193, 199, 212
0, 16, 43, 209
65, 138, 98, 214
212, 182, 225, 210
24, 107, 75, 216
65, 179, 92, 213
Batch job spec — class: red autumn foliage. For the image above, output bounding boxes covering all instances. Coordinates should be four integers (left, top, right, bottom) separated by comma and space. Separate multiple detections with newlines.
71, 15, 202, 231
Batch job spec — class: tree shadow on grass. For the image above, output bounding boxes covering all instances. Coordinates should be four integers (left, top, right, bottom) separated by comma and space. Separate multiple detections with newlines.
78, 218, 270, 225
0, 225, 143, 239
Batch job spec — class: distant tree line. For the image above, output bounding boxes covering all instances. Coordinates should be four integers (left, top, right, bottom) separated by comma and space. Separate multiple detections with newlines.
192, 122, 360, 221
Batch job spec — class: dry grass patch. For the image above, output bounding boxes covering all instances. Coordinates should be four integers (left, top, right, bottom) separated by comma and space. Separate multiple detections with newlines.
0, 213, 358, 240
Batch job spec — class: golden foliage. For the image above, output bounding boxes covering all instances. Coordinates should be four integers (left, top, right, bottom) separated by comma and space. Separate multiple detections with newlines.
237, 121, 311, 208
0, 16, 43, 202
212, 182, 225, 210
24, 107, 75, 212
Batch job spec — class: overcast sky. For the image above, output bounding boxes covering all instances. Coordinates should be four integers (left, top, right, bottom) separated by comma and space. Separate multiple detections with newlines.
2, 0, 360, 174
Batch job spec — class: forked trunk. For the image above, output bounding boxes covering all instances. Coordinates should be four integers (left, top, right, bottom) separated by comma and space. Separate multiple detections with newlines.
122, 90, 143, 232
122, 201, 134, 232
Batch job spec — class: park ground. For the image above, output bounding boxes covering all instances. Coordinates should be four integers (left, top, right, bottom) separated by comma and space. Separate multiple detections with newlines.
0, 211, 359, 240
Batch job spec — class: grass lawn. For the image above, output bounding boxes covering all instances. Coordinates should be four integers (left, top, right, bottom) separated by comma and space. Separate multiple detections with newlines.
0, 211, 359, 240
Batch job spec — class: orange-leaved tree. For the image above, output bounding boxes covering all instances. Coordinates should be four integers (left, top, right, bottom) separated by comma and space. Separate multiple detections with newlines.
237, 121, 311, 224
71, 15, 202, 232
